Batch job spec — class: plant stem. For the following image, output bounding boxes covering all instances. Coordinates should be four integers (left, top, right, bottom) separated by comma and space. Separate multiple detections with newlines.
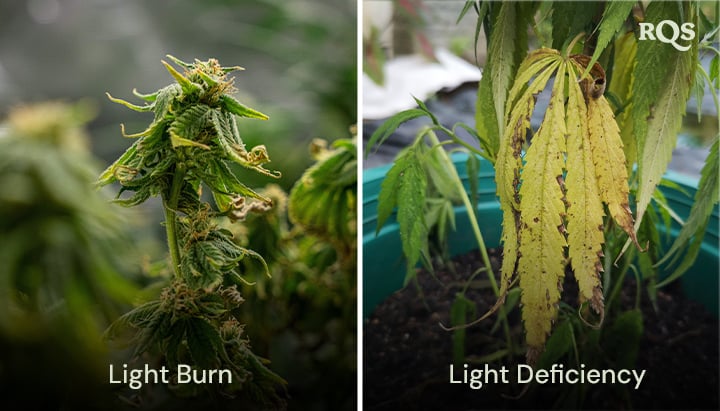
565, 32, 585, 58
437, 124, 489, 162
425, 130, 513, 353
163, 163, 186, 277
425, 130, 496, 285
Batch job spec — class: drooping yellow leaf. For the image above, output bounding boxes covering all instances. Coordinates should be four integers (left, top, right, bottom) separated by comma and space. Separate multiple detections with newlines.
566, 64, 605, 314
497, 59, 560, 212
586, 95, 638, 246
517, 63, 568, 364
492, 49, 638, 364
498, 50, 561, 213
495, 55, 560, 299
504, 48, 560, 119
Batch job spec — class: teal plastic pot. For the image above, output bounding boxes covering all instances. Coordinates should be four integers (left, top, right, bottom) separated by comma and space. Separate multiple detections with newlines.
363, 153, 719, 318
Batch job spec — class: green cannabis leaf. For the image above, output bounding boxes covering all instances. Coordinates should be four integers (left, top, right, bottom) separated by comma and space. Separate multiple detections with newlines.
607, 32, 638, 174
0, 102, 136, 338
657, 138, 719, 286
376, 141, 429, 282
582, 1, 634, 78
475, 2, 534, 155
630, 2, 696, 246
550, 1, 600, 51
289, 136, 357, 260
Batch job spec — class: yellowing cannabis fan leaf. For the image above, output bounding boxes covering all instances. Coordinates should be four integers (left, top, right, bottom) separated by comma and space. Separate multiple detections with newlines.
517, 63, 568, 363
489, 48, 641, 365
565, 66, 605, 316
586, 95, 638, 246
495, 49, 560, 302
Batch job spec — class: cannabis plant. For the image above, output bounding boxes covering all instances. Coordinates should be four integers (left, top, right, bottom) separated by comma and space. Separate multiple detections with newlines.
100, 56, 285, 407
369, 0, 718, 371
0, 101, 136, 337
0, 102, 138, 409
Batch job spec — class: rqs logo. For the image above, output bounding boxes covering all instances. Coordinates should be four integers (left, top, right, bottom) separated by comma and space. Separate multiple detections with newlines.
638, 20, 696, 51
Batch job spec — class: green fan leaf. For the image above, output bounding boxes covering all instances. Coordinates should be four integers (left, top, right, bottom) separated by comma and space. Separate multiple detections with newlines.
376, 147, 412, 233
631, 1, 696, 235
583, 1, 634, 78
607, 32, 638, 174
169, 103, 212, 148
365, 108, 427, 157
551, 1, 601, 50
475, 2, 533, 156
657, 137, 719, 286
537, 319, 574, 370
186, 317, 223, 369
602, 309, 643, 368
396, 145, 428, 282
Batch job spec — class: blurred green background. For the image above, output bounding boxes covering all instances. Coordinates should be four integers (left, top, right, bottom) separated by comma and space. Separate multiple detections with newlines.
0, 0, 356, 189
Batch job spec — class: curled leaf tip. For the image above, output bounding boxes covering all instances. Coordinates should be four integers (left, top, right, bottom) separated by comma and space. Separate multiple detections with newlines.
107, 92, 152, 112
165, 54, 192, 68
132, 88, 158, 102
119, 123, 144, 138
222, 65, 245, 73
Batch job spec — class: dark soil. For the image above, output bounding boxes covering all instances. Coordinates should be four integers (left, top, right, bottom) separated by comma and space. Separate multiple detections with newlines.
364, 249, 719, 410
